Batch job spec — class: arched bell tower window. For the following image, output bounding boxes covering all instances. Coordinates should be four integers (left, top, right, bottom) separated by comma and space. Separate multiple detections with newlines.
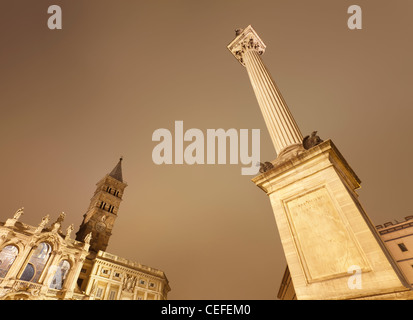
49, 260, 71, 290
0, 245, 19, 278
20, 242, 52, 283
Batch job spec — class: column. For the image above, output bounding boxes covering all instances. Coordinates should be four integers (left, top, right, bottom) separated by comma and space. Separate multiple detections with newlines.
227, 25, 303, 155
228, 26, 413, 300
85, 261, 99, 296
40, 250, 62, 286
63, 255, 87, 299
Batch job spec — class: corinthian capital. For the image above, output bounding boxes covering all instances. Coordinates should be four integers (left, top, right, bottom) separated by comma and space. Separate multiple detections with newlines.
227, 25, 266, 66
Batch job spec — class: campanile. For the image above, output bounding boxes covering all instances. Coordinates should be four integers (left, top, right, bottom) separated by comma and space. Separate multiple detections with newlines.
76, 158, 127, 253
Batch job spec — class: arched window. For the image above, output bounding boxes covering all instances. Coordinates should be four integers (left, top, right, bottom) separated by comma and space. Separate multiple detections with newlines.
49, 260, 71, 290
0, 245, 19, 278
20, 263, 35, 281
20, 242, 52, 283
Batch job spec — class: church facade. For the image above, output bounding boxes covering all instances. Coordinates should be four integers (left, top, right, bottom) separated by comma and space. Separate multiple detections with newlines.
0, 159, 170, 300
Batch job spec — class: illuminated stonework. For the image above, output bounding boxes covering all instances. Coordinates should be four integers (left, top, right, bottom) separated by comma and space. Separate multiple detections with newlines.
79, 251, 170, 300
227, 25, 303, 155
76, 158, 127, 253
0, 210, 89, 300
229, 26, 413, 300
0, 160, 170, 300
279, 216, 413, 300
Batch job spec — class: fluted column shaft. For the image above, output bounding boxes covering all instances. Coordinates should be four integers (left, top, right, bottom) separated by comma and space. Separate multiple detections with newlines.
243, 49, 302, 154
228, 26, 303, 155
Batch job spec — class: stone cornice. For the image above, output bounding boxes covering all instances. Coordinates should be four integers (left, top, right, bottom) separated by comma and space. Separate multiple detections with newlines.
252, 139, 361, 195
95, 251, 169, 283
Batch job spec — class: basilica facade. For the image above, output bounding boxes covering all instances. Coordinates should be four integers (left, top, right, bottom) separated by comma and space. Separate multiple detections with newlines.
0, 159, 171, 300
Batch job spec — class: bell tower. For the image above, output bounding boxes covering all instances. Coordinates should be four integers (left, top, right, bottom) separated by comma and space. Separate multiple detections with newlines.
76, 158, 127, 253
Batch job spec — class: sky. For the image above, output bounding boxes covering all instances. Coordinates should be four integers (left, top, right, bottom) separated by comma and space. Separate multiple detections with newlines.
0, 0, 412, 299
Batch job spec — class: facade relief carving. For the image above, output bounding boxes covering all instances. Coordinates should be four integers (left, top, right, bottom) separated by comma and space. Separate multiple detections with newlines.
122, 274, 137, 292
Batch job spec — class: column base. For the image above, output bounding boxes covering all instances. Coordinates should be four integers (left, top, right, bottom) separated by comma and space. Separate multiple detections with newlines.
253, 139, 412, 300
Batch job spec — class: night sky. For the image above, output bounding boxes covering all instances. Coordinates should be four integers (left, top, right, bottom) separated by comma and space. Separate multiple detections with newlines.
1, 0, 412, 299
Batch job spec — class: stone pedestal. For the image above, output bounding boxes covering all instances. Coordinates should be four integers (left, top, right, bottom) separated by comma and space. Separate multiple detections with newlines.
253, 140, 412, 299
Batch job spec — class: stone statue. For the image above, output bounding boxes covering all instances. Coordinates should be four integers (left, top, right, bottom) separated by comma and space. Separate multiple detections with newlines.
35, 215, 50, 233
259, 161, 274, 173
41, 215, 50, 226
13, 207, 24, 220
303, 131, 323, 150
235, 28, 243, 36
51, 212, 66, 233
84, 232, 92, 245
65, 224, 74, 240
56, 212, 66, 224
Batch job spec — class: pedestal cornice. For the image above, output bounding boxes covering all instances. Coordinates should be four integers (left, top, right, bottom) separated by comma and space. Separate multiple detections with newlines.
252, 140, 362, 195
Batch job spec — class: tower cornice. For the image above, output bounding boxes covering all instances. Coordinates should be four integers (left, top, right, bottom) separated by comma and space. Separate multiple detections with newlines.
96, 174, 128, 188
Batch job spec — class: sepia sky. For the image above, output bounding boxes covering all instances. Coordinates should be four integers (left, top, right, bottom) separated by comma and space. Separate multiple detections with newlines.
1, 0, 412, 299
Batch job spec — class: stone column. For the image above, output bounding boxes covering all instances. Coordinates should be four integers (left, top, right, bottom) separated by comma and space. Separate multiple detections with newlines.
227, 25, 413, 300
62, 254, 86, 299
227, 25, 303, 155
85, 262, 99, 296
116, 286, 122, 300
9, 242, 37, 281
41, 250, 61, 286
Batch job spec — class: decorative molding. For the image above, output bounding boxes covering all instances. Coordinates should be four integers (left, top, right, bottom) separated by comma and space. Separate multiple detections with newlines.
227, 25, 266, 66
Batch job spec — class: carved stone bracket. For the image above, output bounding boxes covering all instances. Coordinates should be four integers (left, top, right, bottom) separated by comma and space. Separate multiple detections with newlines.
303, 131, 324, 150
256, 143, 307, 176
